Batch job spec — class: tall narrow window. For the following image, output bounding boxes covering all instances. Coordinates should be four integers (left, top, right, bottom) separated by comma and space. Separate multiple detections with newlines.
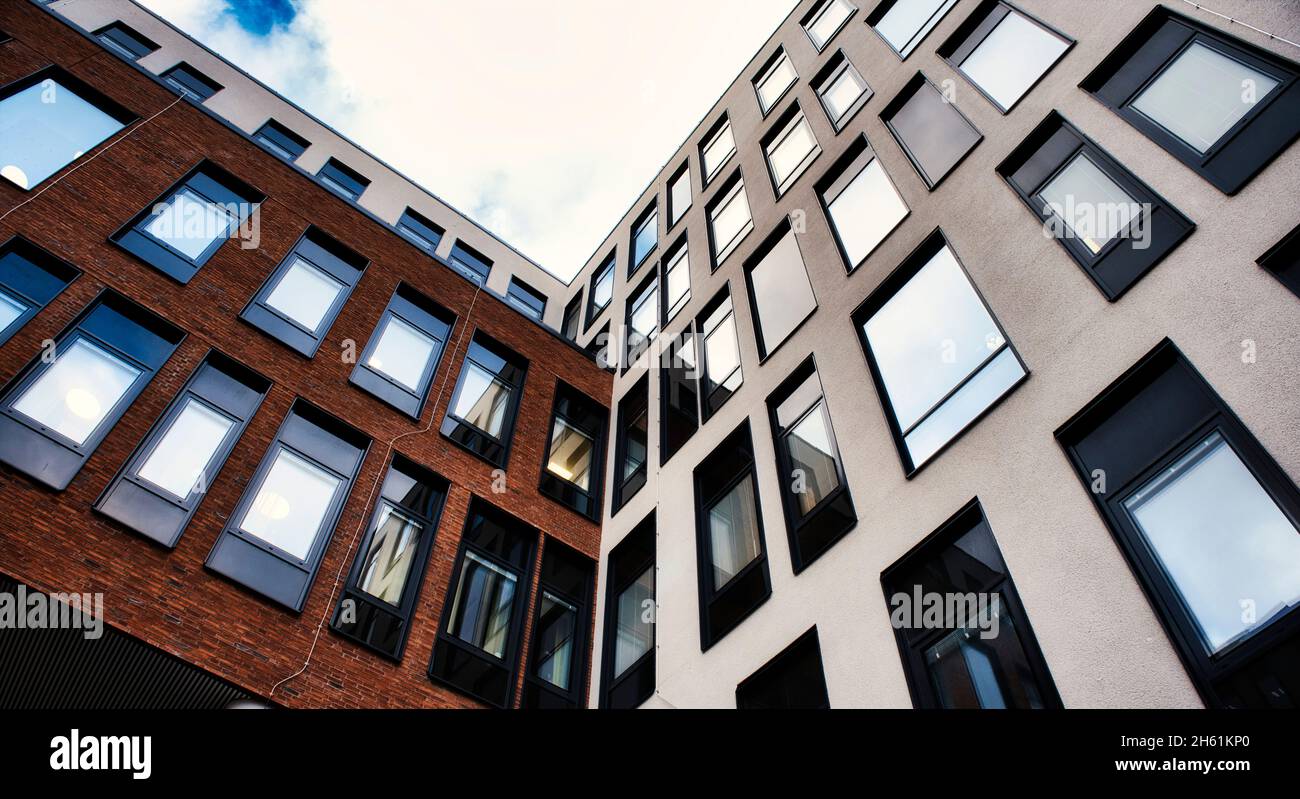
938, 1, 1073, 113
586, 253, 615, 327
813, 50, 872, 131
698, 286, 743, 418
523, 541, 595, 708
852, 230, 1027, 475
815, 135, 909, 272
253, 119, 309, 161
623, 271, 659, 368
660, 332, 700, 464
316, 158, 369, 200
540, 382, 607, 521
395, 207, 444, 253
350, 284, 454, 419
93, 22, 159, 61
667, 163, 692, 226
0, 237, 79, 347
706, 172, 753, 269
630, 204, 658, 273
802, 0, 856, 52
449, 241, 492, 286
762, 104, 821, 196
660, 236, 691, 322
441, 332, 528, 467
869, 0, 959, 59
506, 277, 547, 321
754, 48, 797, 115
743, 219, 817, 359
736, 627, 831, 709
613, 376, 649, 513
881, 73, 983, 190
561, 293, 583, 340
700, 116, 737, 186
161, 63, 222, 102
600, 513, 656, 708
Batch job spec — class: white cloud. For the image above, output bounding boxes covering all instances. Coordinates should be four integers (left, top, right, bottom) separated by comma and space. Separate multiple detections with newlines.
136, 0, 798, 282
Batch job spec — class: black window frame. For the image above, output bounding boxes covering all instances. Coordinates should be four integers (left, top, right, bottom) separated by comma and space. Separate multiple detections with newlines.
814, 133, 911, 274
705, 168, 754, 271
699, 114, 737, 187
395, 207, 444, 253
866, 0, 959, 60
449, 241, 492, 286
761, 100, 822, 198
622, 267, 659, 371
811, 49, 873, 132
996, 111, 1196, 302
95, 351, 269, 548
160, 62, 223, 102
881, 72, 983, 191
316, 157, 369, 200
349, 283, 454, 420
439, 330, 528, 469
696, 283, 743, 420
1079, 6, 1300, 195
666, 161, 692, 228
585, 320, 614, 372
93, 22, 159, 61
741, 216, 818, 361
735, 626, 831, 709
539, 381, 607, 521
629, 202, 659, 276
253, 118, 309, 161
0, 236, 80, 347
599, 512, 656, 709
801, 0, 857, 53
659, 328, 700, 466
660, 233, 691, 323
561, 292, 583, 341
1257, 221, 1300, 300
612, 375, 650, 514
506, 276, 547, 321
753, 46, 798, 117
584, 252, 616, 330
522, 539, 596, 709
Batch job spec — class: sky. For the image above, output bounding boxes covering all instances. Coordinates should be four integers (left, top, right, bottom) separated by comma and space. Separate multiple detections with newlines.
135, 0, 799, 282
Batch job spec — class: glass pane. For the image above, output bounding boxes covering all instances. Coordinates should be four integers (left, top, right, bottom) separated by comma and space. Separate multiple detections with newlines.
823, 66, 867, 121
357, 505, 425, 605
903, 346, 1024, 468
758, 54, 797, 111
768, 115, 819, 189
0, 80, 125, 190
264, 257, 345, 333
1132, 41, 1280, 154
633, 210, 657, 265
749, 228, 816, 352
12, 338, 141, 445
239, 448, 341, 560
1124, 432, 1300, 654
547, 417, 594, 490
788, 404, 840, 515
705, 312, 741, 388
1039, 153, 1139, 254
367, 315, 437, 392
889, 79, 981, 185
709, 473, 762, 589
448, 551, 518, 659
629, 285, 659, 346
592, 264, 614, 309
665, 249, 690, 317
0, 290, 27, 334
924, 609, 1046, 709
623, 408, 648, 481
960, 10, 1069, 109
614, 566, 655, 676
711, 183, 752, 258
136, 397, 235, 500
808, 0, 853, 48
703, 123, 736, 179
827, 158, 909, 267
875, 0, 955, 57
670, 170, 692, 222
452, 362, 511, 438
534, 591, 577, 690
143, 187, 236, 261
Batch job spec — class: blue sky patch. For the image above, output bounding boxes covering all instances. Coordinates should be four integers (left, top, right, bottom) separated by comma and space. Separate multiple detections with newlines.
227, 0, 295, 36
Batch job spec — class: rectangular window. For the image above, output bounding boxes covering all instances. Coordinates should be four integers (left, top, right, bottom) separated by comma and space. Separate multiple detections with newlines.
762, 103, 821, 196
736, 627, 830, 709
332, 456, 447, 661
161, 63, 222, 102
1258, 221, 1300, 300
1081, 7, 1300, 194
754, 48, 798, 115
253, 119, 309, 161
698, 286, 743, 418
852, 230, 1027, 475
766, 357, 856, 572
600, 513, 656, 708
881, 499, 1062, 708
561, 293, 582, 340
613, 376, 649, 513
93, 22, 158, 61
997, 112, 1195, 301
881, 72, 983, 190
586, 321, 613, 372
743, 218, 816, 359
700, 116, 737, 185
112, 161, 263, 283
869, 0, 959, 59
441, 332, 527, 467
802, 0, 856, 52
0, 291, 183, 490
395, 207, 444, 253
813, 50, 872, 130
660, 332, 700, 464
540, 382, 607, 521
316, 157, 369, 200
0, 67, 134, 191
449, 241, 492, 286
506, 277, 547, 321
695, 422, 770, 649
586, 253, 615, 327
351, 283, 454, 419
706, 171, 753, 269
206, 401, 368, 611
667, 163, 692, 226
661, 236, 691, 322
523, 541, 595, 708
938, 1, 1073, 113
815, 135, 909, 273
624, 271, 659, 368
0, 237, 79, 347
240, 227, 366, 357
429, 499, 537, 708
630, 203, 658, 272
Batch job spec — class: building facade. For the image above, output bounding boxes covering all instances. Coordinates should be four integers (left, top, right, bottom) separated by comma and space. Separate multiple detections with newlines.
2, 0, 1299, 710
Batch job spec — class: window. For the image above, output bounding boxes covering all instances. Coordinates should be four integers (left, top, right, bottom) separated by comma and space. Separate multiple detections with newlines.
429, 499, 537, 708
660, 331, 699, 464
938, 1, 1073, 113
0, 67, 133, 191
332, 456, 447, 661
613, 376, 649, 513
623, 271, 659, 368
766, 358, 856, 572
868, 0, 959, 59
600, 513, 656, 708
586, 253, 615, 327
762, 103, 821, 197
112, 161, 263, 283
736, 627, 830, 709
743, 219, 816, 359
253, 119, 309, 161
161, 63, 222, 102
1258, 221, 1300, 300
667, 163, 692, 226
316, 157, 369, 200
660, 236, 691, 322
449, 241, 491, 286
812, 50, 872, 131
882, 499, 1062, 708
630, 203, 658, 273
881, 73, 983, 190
997, 112, 1195, 301
586, 321, 613, 372
700, 116, 737, 185
395, 207, 444, 253
441, 332, 527, 467
706, 171, 753, 269
93, 22, 158, 61
815, 134, 909, 273
206, 401, 367, 612
852, 230, 1027, 475
97, 352, 269, 548
697, 286, 743, 418
0, 291, 182, 490
350, 283, 454, 419
802, 0, 856, 52
241, 227, 367, 357
540, 382, 607, 521
754, 48, 797, 115
506, 277, 547, 321
695, 422, 770, 649
522, 541, 595, 708
0, 237, 79, 347
1081, 7, 1300, 194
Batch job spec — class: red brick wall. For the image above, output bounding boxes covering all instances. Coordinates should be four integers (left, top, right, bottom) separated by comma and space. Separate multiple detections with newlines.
0, 4, 611, 708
